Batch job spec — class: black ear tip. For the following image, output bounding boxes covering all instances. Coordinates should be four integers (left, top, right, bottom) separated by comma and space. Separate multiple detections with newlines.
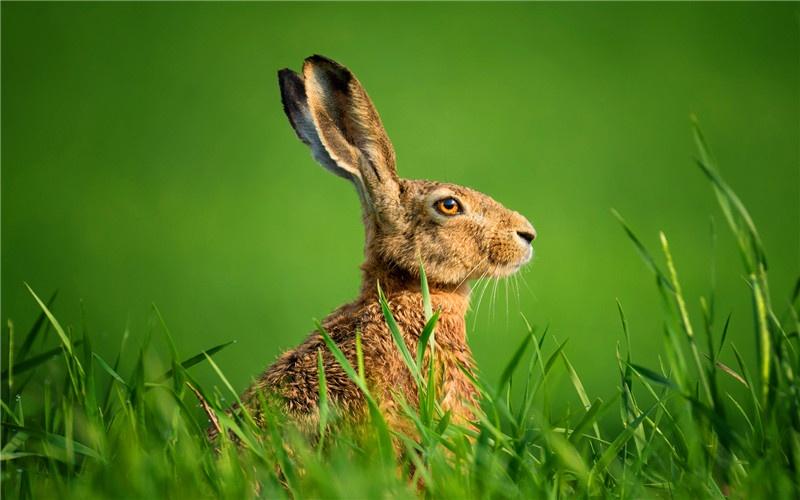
278, 69, 304, 96
303, 55, 352, 90
278, 68, 301, 85
304, 54, 349, 75
306, 54, 338, 66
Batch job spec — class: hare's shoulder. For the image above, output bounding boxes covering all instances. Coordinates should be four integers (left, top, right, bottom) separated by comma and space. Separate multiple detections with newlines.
241, 300, 390, 414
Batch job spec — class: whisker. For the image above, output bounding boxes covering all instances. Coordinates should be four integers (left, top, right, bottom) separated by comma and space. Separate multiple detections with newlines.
470, 269, 492, 332
490, 277, 499, 322
504, 277, 510, 326
518, 270, 537, 300
452, 256, 488, 294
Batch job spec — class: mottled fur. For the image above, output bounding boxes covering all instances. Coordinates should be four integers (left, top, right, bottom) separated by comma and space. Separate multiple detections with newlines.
238, 55, 536, 439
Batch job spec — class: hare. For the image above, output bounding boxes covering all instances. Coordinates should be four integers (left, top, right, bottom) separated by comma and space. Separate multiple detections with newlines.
235, 55, 536, 439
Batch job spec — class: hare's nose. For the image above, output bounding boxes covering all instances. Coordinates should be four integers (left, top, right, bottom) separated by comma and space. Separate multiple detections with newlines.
516, 230, 536, 245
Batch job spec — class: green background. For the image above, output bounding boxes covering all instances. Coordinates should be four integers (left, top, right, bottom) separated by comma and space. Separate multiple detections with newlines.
3, 3, 798, 410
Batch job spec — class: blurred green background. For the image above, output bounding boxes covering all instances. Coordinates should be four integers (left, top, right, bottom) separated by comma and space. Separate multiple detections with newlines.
2, 3, 798, 409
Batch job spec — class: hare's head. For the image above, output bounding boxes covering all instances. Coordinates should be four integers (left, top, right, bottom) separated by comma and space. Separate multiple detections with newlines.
279, 56, 536, 288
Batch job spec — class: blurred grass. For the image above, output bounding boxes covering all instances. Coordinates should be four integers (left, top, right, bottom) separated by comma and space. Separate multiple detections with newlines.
2, 2, 798, 425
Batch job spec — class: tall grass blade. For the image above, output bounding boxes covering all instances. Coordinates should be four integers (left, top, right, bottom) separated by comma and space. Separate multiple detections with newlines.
155, 340, 237, 382
24, 284, 73, 357
315, 321, 394, 465
316, 349, 330, 447
15, 290, 58, 363
377, 282, 422, 385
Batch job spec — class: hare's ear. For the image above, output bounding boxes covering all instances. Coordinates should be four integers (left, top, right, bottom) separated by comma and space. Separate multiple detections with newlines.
278, 68, 364, 186
301, 55, 401, 217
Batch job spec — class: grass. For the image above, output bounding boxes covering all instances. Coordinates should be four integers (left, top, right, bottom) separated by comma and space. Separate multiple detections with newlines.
1, 123, 798, 498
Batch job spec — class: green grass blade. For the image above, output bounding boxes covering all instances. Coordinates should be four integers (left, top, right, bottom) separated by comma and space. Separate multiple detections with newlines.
498, 332, 534, 391
611, 210, 674, 292
155, 340, 237, 382
315, 321, 394, 465
2, 423, 103, 462
693, 120, 767, 271
355, 329, 365, 383
569, 398, 603, 444
752, 277, 771, 406
589, 403, 656, 488
377, 282, 422, 385
25, 284, 73, 357
316, 348, 329, 447
416, 311, 440, 369
7, 320, 14, 392
203, 353, 257, 428
93, 353, 129, 388
629, 363, 678, 390
420, 259, 433, 321
15, 290, 58, 363
562, 351, 602, 441
1, 340, 85, 381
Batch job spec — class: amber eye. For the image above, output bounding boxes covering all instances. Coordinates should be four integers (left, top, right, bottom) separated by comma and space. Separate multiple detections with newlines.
435, 197, 462, 216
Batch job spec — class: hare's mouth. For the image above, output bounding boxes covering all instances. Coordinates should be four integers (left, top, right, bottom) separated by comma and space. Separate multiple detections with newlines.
490, 255, 531, 278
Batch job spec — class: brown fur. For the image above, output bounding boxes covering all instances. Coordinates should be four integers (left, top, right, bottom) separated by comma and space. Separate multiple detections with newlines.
238, 55, 536, 440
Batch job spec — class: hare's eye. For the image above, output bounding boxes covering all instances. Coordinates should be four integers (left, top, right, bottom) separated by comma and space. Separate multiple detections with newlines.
435, 197, 462, 216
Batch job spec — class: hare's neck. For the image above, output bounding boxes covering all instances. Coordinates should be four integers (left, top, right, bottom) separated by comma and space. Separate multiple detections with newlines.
359, 260, 472, 319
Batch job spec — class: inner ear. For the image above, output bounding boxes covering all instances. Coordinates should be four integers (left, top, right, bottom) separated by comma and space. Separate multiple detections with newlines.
302, 56, 401, 213
278, 68, 363, 184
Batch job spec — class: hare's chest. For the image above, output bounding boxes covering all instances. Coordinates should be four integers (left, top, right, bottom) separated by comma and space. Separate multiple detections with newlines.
435, 347, 478, 424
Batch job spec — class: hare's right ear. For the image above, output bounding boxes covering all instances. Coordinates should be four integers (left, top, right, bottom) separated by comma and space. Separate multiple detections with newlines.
279, 56, 403, 229
278, 68, 364, 187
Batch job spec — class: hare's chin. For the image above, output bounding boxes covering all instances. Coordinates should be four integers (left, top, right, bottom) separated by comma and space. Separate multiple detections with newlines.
491, 248, 533, 277
490, 259, 530, 278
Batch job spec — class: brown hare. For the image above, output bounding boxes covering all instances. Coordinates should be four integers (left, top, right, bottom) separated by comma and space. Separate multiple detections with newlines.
233, 55, 536, 440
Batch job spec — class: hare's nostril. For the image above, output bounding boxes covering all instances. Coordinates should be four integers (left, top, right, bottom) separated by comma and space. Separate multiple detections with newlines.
516, 230, 536, 245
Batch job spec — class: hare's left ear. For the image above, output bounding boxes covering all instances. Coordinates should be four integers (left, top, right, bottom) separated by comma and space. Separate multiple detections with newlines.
278, 68, 362, 185
301, 55, 401, 220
